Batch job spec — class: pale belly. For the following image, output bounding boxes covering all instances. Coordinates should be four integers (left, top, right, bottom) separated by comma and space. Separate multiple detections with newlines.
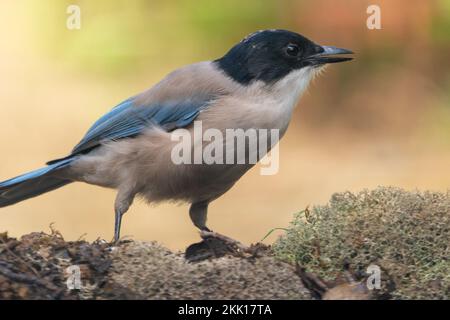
67, 93, 295, 203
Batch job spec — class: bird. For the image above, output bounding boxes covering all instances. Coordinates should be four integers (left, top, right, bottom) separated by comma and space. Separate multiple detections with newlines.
0, 29, 353, 242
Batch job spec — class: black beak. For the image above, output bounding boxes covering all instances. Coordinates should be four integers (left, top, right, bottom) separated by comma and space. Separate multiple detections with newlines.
305, 45, 354, 66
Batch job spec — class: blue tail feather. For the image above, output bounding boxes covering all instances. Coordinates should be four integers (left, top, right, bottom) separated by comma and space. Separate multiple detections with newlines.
0, 158, 74, 207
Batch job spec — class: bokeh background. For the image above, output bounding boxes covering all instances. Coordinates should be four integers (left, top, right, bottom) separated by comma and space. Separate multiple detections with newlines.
0, 0, 449, 249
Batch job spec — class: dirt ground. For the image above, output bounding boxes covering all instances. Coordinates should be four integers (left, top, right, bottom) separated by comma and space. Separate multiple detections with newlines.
0, 230, 311, 299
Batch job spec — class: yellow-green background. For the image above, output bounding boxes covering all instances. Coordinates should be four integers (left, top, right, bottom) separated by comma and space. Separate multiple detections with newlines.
1, 0, 449, 249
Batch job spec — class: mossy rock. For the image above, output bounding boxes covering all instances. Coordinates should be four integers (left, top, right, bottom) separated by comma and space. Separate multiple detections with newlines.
274, 187, 450, 299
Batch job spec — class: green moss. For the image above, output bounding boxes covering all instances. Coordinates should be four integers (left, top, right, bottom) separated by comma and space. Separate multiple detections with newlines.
274, 187, 450, 299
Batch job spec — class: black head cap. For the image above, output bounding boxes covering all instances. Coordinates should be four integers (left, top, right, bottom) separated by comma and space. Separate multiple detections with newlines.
215, 29, 352, 85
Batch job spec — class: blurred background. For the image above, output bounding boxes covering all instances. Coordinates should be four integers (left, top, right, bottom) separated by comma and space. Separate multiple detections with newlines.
0, 0, 449, 249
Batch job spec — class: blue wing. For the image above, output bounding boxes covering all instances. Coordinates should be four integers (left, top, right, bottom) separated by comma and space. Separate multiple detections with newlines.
47, 95, 212, 164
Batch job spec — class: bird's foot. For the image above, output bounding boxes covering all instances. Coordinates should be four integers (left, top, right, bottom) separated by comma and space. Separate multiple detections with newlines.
109, 235, 132, 247
185, 230, 269, 262
199, 230, 250, 253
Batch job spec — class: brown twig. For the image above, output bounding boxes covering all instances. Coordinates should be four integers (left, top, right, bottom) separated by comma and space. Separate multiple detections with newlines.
0, 262, 59, 292
0, 238, 40, 277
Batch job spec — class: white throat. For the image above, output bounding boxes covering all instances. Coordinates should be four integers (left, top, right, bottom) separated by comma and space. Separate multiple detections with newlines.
269, 66, 315, 109
238, 66, 317, 134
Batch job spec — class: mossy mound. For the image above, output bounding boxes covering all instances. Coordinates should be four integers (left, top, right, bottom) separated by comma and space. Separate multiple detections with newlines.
274, 187, 450, 299
109, 241, 310, 299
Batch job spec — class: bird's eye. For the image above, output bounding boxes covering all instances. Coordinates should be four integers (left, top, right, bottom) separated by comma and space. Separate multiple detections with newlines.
285, 44, 300, 57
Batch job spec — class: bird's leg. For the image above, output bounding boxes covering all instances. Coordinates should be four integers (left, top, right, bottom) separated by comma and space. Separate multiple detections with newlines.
186, 202, 259, 259
114, 209, 124, 243
189, 201, 211, 232
113, 189, 135, 243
